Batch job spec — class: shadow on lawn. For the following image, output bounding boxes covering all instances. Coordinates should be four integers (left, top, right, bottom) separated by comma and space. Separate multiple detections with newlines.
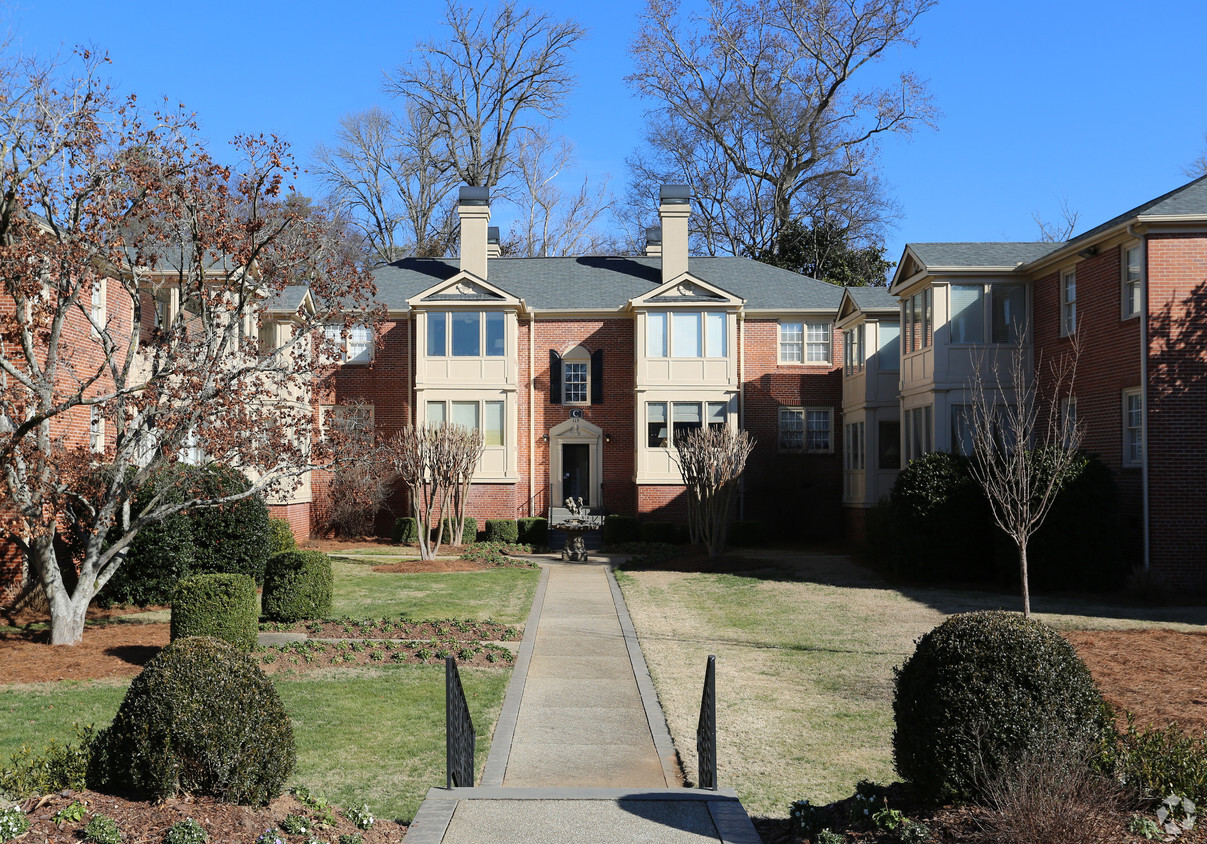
618, 546, 1207, 628
104, 644, 161, 667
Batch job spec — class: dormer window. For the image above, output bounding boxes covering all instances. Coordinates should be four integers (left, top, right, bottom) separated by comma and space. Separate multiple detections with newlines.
647, 311, 727, 358
427, 311, 506, 357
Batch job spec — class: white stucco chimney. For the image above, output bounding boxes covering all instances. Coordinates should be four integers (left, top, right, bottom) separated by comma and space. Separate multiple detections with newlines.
658, 184, 691, 283
457, 186, 491, 279
644, 226, 662, 258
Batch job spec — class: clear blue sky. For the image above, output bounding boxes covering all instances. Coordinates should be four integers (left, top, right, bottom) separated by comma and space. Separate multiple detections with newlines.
9, 0, 1207, 269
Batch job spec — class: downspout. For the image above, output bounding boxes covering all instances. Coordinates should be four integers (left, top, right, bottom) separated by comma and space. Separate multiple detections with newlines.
528, 309, 536, 516
1129, 224, 1151, 572
737, 309, 745, 519
408, 310, 415, 427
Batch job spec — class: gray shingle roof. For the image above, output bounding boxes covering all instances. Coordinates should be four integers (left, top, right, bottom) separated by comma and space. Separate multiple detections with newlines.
844, 286, 898, 311
907, 242, 1063, 270
265, 285, 309, 313
370, 256, 845, 313
1061, 174, 1207, 250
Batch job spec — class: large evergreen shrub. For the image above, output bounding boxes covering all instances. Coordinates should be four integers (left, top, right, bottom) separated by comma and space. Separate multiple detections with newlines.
267, 518, 297, 555
170, 573, 259, 651
892, 610, 1109, 802
88, 636, 294, 804
260, 550, 334, 623
602, 514, 639, 546
186, 464, 272, 583
516, 517, 548, 548
484, 519, 519, 544
392, 516, 419, 544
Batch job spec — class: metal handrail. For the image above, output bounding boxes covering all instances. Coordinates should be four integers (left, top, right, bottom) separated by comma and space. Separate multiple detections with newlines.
446, 657, 476, 788
697, 654, 717, 790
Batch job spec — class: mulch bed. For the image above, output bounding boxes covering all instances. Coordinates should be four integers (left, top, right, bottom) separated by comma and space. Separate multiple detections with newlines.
10, 788, 404, 843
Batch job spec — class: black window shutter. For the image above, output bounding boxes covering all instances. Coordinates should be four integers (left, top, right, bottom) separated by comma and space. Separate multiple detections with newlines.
549, 350, 562, 404
590, 349, 604, 404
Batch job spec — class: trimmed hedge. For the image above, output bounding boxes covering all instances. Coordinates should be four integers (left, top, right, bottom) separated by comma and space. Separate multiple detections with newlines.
186, 464, 272, 584
260, 551, 334, 623
484, 519, 519, 544
170, 573, 258, 651
440, 516, 477, 544
602, 515, 639, 546
267, 518, 297, 555
88, 636, 294, 804
892, 610, 1109, 803
392, 516, 419, 545
639, 520, 680, 545
517, 517, 548, 548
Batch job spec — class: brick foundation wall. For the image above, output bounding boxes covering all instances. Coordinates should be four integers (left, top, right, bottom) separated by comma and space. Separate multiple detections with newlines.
267, 502, 312, 543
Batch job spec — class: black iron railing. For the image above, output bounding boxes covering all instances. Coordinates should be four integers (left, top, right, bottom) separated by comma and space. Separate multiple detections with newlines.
446, 657, 476, 788
697, 654, 717, 790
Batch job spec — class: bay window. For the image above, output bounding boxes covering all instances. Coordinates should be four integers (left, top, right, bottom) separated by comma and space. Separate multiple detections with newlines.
647, 311, 729, 358
427, 311, 506, 357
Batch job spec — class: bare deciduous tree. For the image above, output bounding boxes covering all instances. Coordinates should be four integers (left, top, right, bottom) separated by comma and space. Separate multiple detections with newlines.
508, 127, 615, 256
627, 0, 937, 260
1032, 197, 1080, 243
965, 336, 1082, 618
385, 0, 586, 192
320, 403, 390, 537
384, 423, 482, 560
313, 106, 458, 262
1184, 132, 1207, 179
673, 425, 755, 557
0, 49, 375, 644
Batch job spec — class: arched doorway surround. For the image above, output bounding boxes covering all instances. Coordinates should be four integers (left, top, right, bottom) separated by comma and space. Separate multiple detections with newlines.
548, 416, 603, 509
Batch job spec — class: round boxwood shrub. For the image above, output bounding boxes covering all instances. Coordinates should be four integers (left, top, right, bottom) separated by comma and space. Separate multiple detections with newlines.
260, 550, 334, 623
892, 610, 1109, 802
186, 464, 272, 584
517, 517, 548, 548
267, 518, 297, 555
484, 519, 519, 544
440, 516, 477, 544
170, 573, 259, 651
88, 636, 294, 804
392, 516, 419, 545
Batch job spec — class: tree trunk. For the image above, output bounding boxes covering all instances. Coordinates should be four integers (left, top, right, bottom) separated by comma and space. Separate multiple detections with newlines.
1019, 540, 1031, 619
33, 537, 90, 646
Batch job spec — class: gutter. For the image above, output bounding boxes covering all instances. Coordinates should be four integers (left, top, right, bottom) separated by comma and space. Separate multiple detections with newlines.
1129, 224, 1151, 572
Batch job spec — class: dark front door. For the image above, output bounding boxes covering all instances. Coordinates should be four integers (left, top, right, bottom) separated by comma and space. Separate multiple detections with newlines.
562, 443, 591, 506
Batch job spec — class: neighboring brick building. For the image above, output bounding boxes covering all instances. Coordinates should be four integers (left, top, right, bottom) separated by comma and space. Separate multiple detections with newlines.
309, 185, 846, 538
858, 176, 1207, 588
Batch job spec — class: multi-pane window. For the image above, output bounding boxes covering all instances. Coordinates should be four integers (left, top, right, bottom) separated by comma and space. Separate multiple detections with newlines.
90, 279, 105, 336
1062, 269, 1077, 336
1123, 244, 1143, 318
89, 406, 104, 454
258, 318, 276, 356
777, 321, 831, 363
779, 322, 803, 362
426, 399, 505, 446
324, 324, 373, 363
902, 289, 932, 353
779, 407, 832, 452
427, 311, 506, 357
647, 312, 728, 358
844, 422, 865, 471
1123, 389, 1143, 466
878, 420, 901, 470
321, 405, 375, 444
950, 284, 1026, 345
904, 405, 933, 462
563, 362, 588, 404
806, 322, 831, 362
647, 400, 729, 447
843, 325, 864, 375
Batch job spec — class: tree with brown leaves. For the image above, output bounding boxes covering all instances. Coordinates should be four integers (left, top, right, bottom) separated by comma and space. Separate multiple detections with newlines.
0, 47, 375, 644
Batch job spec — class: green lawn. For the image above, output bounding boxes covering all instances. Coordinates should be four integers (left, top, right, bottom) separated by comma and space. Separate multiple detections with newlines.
0, 564, 539, 822
617, 552, 1207, 819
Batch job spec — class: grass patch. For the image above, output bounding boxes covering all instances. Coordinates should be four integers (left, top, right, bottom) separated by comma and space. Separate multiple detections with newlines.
0, 665, 510, 823
330, 558, 538, 623
617, 553, 1207, 819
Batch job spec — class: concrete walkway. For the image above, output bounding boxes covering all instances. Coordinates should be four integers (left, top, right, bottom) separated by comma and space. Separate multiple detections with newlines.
406, 559, 762, 844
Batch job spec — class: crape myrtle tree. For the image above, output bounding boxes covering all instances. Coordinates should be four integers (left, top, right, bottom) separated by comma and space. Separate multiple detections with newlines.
0, 48, 375, 644
626, 0, 936, 264
385, 423, 483, 560
965, 335, 1082, 618
673, 425, 755, 557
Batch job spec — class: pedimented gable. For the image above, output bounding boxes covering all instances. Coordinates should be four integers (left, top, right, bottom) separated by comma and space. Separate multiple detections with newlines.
629, 273, 743, 308
837, 289, 861, 322
407, 271, 520, 308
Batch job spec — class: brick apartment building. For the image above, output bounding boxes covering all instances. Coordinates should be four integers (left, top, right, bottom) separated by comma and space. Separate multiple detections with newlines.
839, 175, 1207, 588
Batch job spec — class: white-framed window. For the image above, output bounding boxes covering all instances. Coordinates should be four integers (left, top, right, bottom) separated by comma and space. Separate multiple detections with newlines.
1061, 269, 1077, 336
779, 321, 831, 364
258, 317, 277, 356
563, 362, 588, 404
425, 399, 505, 446
903, 288, 933, 354
320, 404, 375, 444
1123, 244, 1143, 319
779, 407, 833, 453
89, 405, 104, 454
153, 291, 172, 330
950, 284, 1027, 345
180, 428, 205, 466
878, 321, 900, 371
427, 310, 506, 358
323, 324, 373, 364
90, 278, 106, 337
844, 422, 865, 471
645, 311, 728, 358
646, 400, 729, 448
1122, 388, 1143, 467
843, 325, 865, 375
904, 405, 933, 462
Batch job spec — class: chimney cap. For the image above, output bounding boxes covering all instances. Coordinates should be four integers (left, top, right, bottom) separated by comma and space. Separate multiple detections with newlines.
645, 226, 663, 245
659, 184, 691, 204
487, 226, 500, 244
459, 186, 491, 206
